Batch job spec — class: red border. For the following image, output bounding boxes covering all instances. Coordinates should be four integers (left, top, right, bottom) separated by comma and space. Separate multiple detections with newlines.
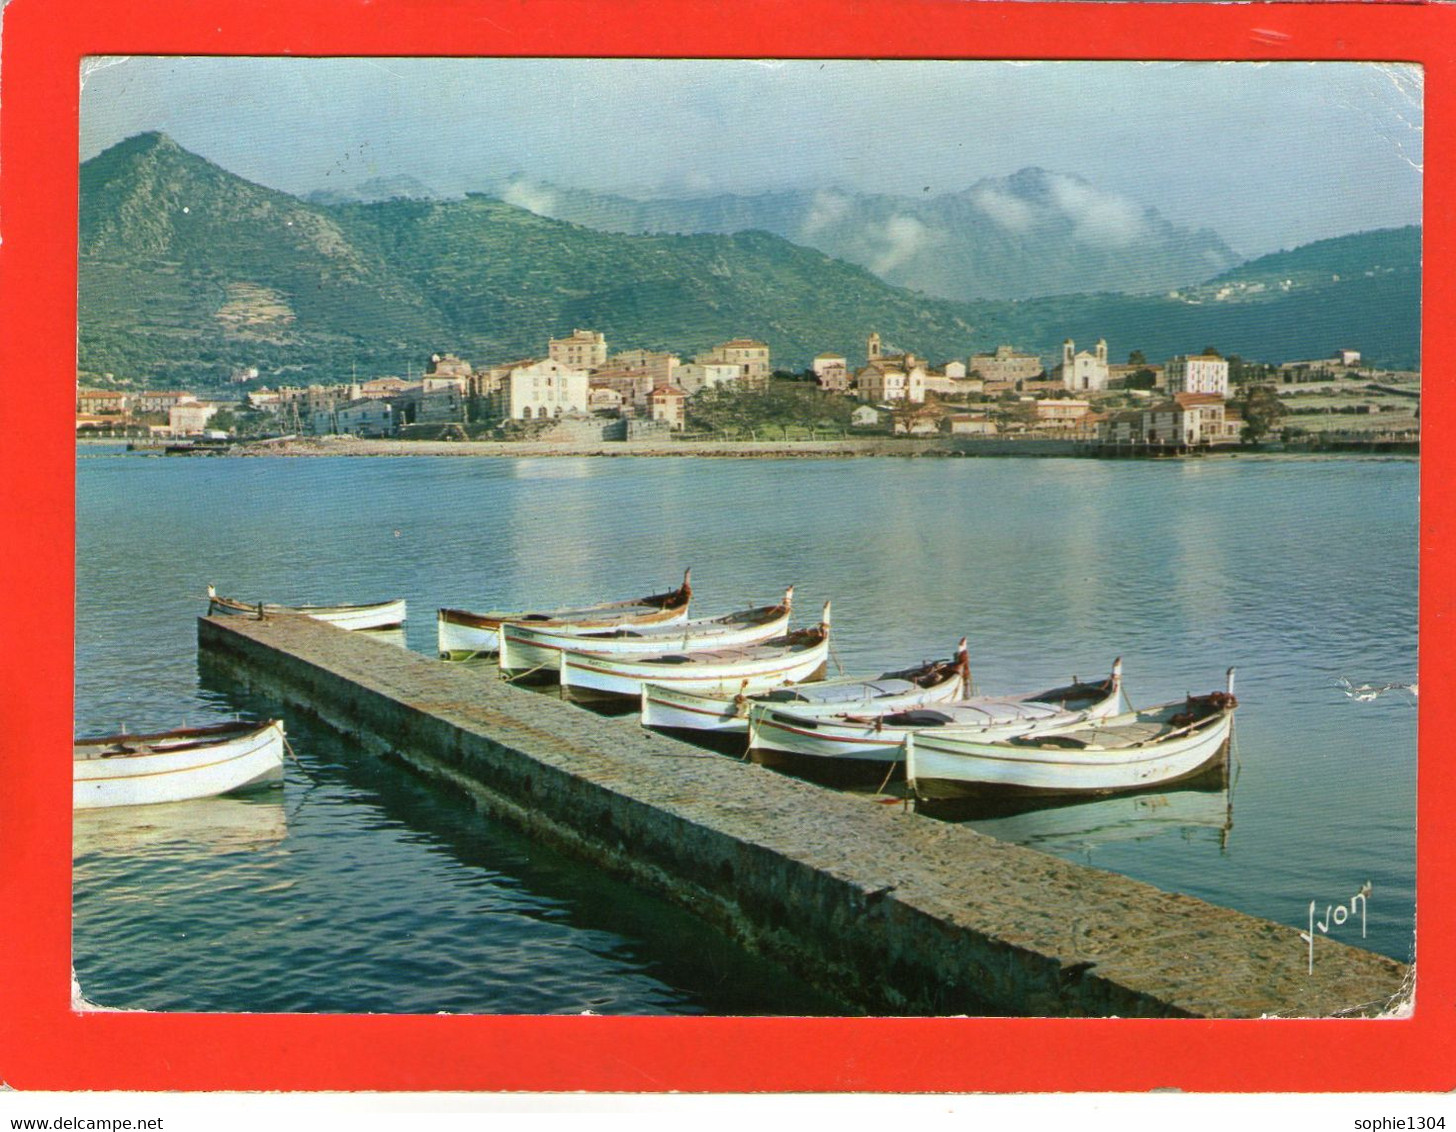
3, 0, 1451, 1094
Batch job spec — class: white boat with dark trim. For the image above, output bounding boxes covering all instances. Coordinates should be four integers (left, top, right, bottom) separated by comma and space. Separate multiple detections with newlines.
207, 585, 406, 632
559, 603, 832, 702
639, 639, 971, 734
747, 659, 1124, 763
905, 670, 1237, 799
74, 719, 287, 809
500, 586, 795, 676
437, 570, 692, 660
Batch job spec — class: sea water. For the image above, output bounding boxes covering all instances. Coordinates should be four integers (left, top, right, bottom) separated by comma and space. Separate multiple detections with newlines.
73, 450, 1418, 1011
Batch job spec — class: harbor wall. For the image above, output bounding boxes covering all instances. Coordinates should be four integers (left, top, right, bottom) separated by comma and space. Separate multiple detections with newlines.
198, 613, 1409, 1018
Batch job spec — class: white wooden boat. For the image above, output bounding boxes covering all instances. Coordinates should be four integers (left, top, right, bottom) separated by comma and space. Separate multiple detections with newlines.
437, 570, 692, 660
74, 719, 287, 809
559, 603, 832, 702
747, 659, 1124, 763
207, 585, 406, 632
906, 670, 1237, 798
500, 586, 795, 676
640, 639, 971, 734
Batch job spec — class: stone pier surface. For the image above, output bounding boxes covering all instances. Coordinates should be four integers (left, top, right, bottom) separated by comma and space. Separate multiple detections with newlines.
199, 613, 1410, 1019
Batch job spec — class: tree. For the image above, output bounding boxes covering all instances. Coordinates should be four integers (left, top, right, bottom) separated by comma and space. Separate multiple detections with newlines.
1127, 350, 1147, 366
1237, 385, 1287, 443
1123, 368, 1158, 391
1201, 345, 1223, 358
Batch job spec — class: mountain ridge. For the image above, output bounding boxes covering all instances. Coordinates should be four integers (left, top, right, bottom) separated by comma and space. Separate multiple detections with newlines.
77, 134, 1421, 386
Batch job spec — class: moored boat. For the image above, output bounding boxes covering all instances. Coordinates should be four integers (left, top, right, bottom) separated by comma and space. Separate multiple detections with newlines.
74, 719, 287, 809
437, 569, 692, 660
207, 585, 406, 632
559, 603, 833, 702
639, 638, 971, 734
500, 586, 795, 676
905, 670, 1237, 799
747, 659, 1124, 763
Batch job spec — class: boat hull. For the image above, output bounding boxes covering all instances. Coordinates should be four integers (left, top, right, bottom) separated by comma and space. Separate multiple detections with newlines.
500, 604, 790, 675
209, 591, 406, 631
74, 720, 287, 809
560, 636, 829, 701
437, 573, 693, 660
748, 680, 1123, 763
907, 708, 1235, 799
640, 668, 966, 734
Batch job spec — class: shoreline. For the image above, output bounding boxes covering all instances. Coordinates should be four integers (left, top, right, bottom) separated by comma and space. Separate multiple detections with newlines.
222, 436, 1417, 461
76, 435, 1418, 461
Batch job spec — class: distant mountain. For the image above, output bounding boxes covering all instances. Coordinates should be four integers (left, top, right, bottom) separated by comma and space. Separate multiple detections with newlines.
77, 134, 1420, 388
489, 169, 1244, 301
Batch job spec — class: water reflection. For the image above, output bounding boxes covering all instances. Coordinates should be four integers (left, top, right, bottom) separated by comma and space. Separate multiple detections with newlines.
73, 796, 288, 860
920, 757, 1234, 858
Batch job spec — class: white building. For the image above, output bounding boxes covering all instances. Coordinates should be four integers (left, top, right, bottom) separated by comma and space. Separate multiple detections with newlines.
1054, 339, 1109, 393
168, 400, 220, 436
857, 361, 926, 404
1165, 354, 1230, 397
696, 339, 771, 385
674, 361, 741, 396
493, 359, 591, 421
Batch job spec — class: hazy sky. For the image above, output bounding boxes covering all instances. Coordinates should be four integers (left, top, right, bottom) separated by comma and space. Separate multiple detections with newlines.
80, 57, 1422, 256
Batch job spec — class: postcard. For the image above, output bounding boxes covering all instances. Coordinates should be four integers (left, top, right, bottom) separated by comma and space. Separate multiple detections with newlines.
3, 0, 1451, 1101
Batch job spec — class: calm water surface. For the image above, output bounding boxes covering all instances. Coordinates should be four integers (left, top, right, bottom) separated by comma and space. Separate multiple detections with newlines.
73, 450, 1418, 1011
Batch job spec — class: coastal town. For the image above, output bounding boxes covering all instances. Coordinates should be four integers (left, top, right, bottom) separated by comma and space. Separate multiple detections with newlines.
76, 327, 1420, 454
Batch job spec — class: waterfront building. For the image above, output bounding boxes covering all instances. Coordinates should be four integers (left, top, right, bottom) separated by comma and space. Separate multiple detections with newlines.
857, 363, 926, 404
696, 339, 771, 386
893, 406, 942, 435
1099, 393, 1243, 446
1033, 398, 1092, 429
608, 350, 679, 387
674, 361, 741, 396
134, 389, 195, 415
335, 398, 395, 437
590, 365, 656, 411
492, 358, 591, 421
588, 386, 625, 413
356, 376, 416, 400
77, 389, 128, 416
1165, 353, 1230, 397
922, 369, 961, 398
1053, 339, 1110, 393
418, 376, 468, 424
168, 400, 220, 436
549, 329, 608, 370
1278, 349, 1368, 383
943, 412, 997, 436
648, 384, 688, 430
850, 405, 884, 429
969, 345, 1043, 385
813, 353, 850, 392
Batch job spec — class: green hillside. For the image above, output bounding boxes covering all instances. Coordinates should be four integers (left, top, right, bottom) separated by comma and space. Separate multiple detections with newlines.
1211, 226, 1421, 287
77, 134, 1422, 387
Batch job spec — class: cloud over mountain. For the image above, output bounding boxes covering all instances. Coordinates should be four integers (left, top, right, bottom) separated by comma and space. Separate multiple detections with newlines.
480, 168, 1242, 301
